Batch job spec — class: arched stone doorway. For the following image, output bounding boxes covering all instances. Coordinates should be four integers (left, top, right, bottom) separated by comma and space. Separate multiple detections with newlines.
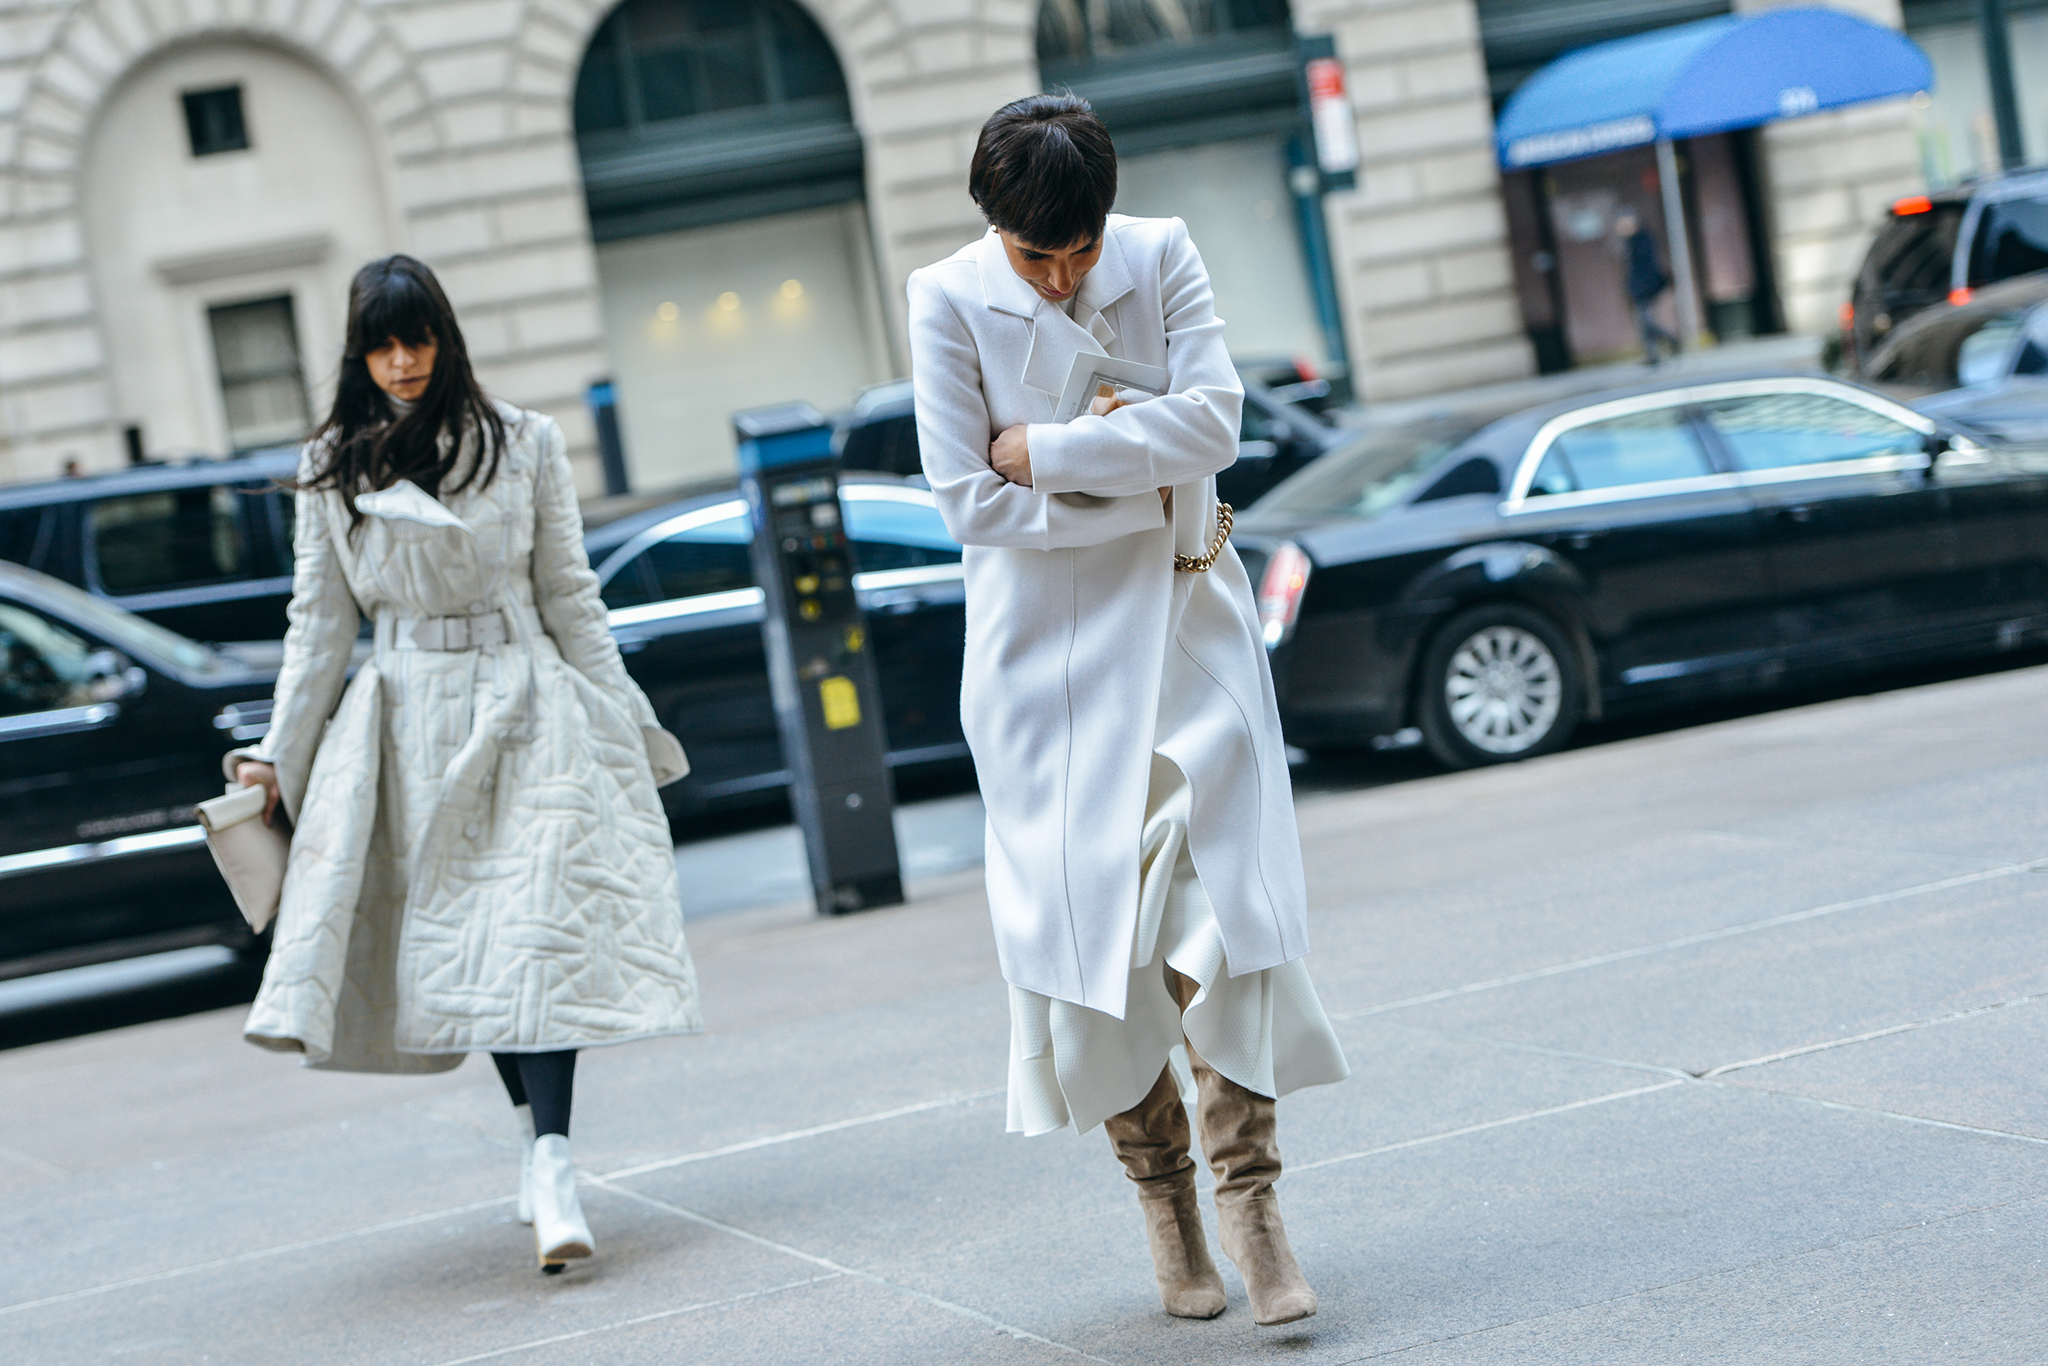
573, 0, 893, 486
81, 40, 397, 458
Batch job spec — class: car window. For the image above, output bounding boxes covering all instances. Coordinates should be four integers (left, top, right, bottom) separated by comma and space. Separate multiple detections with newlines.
90, 486, 252, 593
1256, 417, 1488, 518
1542, 407, 1712, 493
843, 495, 961, 573
1969, 195, 2048, 286
1525, 449, 1578, 497
605, 512, 755, 608
0, 602, 94, 717
1699, 393, 1925, 472
0, 507, 53, 570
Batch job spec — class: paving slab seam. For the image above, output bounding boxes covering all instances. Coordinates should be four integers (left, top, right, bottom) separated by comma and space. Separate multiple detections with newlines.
599, 1086, 1007, 1181
0, 1139, 67, 1177
1289, 1081, 1685, 1176
0, 1194, 511, 1319
0, 1089, 1005, 1321
1698, 993, 2045, 1079
1323, 1189, 2048, 1363
1373, 1021, 1694, 1083
1704, 1080, 2048, 1148
591, 1176, 1122, 1363
420, 1273, 844, 1366
1330, 857, 2048, 1021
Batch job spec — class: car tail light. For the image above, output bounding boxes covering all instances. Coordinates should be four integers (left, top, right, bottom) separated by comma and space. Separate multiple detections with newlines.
1257, 542, 1311, 648
1838, 300, 1855, 330
1893, 195, 1933, 216
1949, 286, 1974, 306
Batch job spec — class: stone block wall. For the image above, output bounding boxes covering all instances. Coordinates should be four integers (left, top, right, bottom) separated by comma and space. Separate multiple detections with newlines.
1292, 0, 1532, 400
1737, 0, 1926, 337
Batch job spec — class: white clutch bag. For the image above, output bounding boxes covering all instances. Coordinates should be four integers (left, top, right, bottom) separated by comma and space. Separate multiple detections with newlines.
196, 783, 289, 934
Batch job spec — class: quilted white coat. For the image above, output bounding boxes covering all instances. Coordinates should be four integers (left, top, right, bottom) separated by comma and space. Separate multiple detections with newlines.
907, 216, 1309, 1020
230, 403, 701, 1072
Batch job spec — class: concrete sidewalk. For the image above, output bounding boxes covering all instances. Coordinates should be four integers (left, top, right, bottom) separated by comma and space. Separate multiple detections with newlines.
8, 662, 2048, 1363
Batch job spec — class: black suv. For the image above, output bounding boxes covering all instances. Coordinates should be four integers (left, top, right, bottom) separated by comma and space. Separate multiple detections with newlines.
0, 448, 299, 645
0, 562, 278, 979
1847, 168, 2048, 368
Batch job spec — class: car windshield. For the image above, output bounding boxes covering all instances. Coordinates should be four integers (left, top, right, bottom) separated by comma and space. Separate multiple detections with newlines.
1253, 417, 1487, 519
8, 572, 221, 675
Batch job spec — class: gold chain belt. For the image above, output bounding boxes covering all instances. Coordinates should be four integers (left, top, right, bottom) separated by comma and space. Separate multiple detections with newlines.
1174, 502, 1233, 573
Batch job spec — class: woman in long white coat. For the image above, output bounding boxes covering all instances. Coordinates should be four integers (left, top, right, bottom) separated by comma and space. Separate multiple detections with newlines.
231, 256, 699, 1273
908, 97, 1349, 1326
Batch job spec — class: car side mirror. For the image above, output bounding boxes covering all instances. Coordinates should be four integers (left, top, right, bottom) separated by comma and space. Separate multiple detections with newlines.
82, 649, 146, 703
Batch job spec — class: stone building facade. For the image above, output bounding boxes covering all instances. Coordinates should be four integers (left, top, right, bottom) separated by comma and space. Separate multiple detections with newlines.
0, 0, 1926, 491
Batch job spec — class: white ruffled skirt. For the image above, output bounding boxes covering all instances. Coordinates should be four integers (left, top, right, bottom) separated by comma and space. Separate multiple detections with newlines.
1005, 756, 1350, 1135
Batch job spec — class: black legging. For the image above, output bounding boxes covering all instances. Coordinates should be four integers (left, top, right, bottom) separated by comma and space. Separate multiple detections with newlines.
492, 1051, 577, 1138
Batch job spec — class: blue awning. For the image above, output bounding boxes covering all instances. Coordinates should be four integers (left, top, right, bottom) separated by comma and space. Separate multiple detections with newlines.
1495, 7, 1933, 169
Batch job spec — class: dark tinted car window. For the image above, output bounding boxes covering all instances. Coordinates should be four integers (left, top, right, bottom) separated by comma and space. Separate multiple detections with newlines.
1525, 449, 1578, 497
0, 602, 93, 716
635, 513, 754, 603
90, 487, 251, 593
1546, 407, 1711, 491
843, 496, 961, 573
599, 556, 656, 610
1700, 393, 1924, 471
1867, 205, 1963, 297
0, 507, 53, 569
1970, 195, 2048, 286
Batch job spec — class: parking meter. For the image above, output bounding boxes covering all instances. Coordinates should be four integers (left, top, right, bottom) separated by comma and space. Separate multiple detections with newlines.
734, 404, 904, 915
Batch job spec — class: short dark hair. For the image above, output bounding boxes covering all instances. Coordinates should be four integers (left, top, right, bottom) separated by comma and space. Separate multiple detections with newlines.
968, 94, 1117, 250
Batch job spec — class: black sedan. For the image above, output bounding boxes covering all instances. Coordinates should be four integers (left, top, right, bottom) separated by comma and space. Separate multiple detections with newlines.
0, 562, 278, 979
1235, 373, 2043, 769
584, 474, 969, 817
833, 367, 1341, 508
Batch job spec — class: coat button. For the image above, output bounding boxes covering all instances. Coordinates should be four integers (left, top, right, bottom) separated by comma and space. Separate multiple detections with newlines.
464, 821, 481, 839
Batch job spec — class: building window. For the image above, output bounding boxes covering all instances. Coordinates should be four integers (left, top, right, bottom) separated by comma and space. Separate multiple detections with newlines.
183, 85, 249, 157
572, 0, 862, 238
1036, 0, 1292, 65
208, 296, 310, 451
575, 0, 849, 136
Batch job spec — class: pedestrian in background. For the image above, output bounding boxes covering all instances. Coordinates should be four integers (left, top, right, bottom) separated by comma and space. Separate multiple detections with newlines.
907, 95, 1349, 1327
230, 255, 699, 1274
1618, 210, 1679, 364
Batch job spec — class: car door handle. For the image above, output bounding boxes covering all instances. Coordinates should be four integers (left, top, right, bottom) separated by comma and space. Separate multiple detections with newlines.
1774, 504, 1817, 524
1565, 531, 1604, 551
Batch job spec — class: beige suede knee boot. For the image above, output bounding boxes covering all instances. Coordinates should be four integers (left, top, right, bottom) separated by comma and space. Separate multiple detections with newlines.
1190, 1051, 1317, 1326
1104, 1065, 1228, 1319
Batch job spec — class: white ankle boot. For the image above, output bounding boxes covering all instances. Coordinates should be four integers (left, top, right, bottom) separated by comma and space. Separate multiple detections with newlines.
530, 1133, 594, 1270
513, 1104, 536, 1226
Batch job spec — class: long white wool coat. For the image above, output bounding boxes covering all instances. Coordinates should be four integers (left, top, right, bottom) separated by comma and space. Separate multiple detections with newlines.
907, 216, 1309, 1019
231, 403, 701, 1072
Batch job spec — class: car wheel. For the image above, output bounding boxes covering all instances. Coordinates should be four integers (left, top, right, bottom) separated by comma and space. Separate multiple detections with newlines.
1417, 604, 1584, 770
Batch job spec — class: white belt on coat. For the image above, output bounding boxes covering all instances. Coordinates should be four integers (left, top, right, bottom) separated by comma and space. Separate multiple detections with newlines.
375, 610, 509, 654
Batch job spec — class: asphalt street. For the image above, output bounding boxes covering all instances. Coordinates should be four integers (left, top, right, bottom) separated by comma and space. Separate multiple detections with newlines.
7, 659, 2048, 1363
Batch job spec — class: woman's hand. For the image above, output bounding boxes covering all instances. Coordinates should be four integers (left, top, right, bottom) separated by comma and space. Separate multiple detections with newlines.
990, 425, 1032, 487
236, 760, 281, 827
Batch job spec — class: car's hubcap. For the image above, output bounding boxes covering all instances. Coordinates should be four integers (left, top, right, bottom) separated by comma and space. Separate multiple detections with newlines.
1444, 625, 1562, 755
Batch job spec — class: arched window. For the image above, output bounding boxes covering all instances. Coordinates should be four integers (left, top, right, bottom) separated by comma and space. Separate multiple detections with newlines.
575, 0, 862, 239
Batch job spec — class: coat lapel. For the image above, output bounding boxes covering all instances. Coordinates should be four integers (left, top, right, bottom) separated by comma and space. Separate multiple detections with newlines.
355, 479, 473, 534
978, 225, 1139, 399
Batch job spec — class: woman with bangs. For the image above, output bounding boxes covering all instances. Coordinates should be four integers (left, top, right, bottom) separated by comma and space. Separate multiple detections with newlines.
231, 255, 699, 1274
908, 97, 1349, 1327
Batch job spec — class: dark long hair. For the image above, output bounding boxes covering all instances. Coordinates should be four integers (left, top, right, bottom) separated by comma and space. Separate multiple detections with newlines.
304, 255, 507, 533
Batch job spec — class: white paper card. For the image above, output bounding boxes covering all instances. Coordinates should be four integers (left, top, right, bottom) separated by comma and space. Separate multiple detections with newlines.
1052, 352, 1169, 423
